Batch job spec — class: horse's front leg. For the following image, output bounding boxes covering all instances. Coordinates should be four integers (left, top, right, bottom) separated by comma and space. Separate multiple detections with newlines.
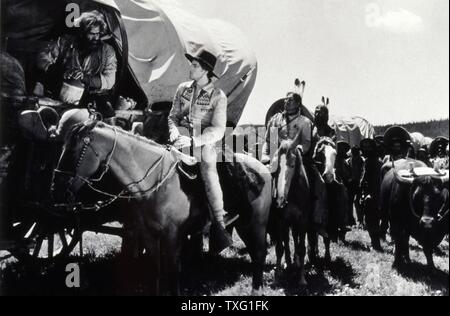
247, 227, 267, 296
121, 222, 140, 258
293, 225, 307, 288
283, 228, 292, 269
234, 217, 267, 296
424, 245, 436, 273
161, 228, 182, 296
307, 230, 319, 267
274, 222, 284, 280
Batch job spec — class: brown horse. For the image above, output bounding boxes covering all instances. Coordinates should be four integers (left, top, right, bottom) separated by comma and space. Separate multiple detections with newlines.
271, 140, 312, 287
53, 119, 272, 295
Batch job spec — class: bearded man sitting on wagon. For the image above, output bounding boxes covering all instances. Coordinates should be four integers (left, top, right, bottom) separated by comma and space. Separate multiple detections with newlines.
34, 10, 117, 119
19, 10, 118, 141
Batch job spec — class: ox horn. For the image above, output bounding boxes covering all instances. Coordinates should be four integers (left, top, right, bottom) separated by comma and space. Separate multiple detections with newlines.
429, 168, 449, 185
440, 172, 449, 185
392, 161, 414, 185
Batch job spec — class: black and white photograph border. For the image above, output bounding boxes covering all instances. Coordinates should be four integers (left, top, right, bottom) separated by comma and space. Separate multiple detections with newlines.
0, 0, 448, 298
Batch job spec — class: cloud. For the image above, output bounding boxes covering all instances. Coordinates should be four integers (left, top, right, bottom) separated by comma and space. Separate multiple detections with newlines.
366, 4, 424, 34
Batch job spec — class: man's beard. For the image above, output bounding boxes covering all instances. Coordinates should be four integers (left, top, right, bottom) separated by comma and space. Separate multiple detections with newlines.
87, 40, 101, 50
80, 37, 101, 51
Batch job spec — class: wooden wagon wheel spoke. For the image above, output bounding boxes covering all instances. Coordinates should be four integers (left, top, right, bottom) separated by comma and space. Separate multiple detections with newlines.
10, 219, 81, 263
12, 221, 31, 237
67, 228, 74, 238
33, 236, 44, 258
47, 234, 54, 259
24, 222, 38, 239
59, 231, 68, 248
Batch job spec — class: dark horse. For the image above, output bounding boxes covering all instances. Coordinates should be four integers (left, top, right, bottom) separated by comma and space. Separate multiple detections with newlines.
309, 137, 350, 264
270, 140, 311, 287
53, 116, 272, 295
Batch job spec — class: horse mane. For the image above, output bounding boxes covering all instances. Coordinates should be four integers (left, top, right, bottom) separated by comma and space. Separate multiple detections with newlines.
66, 119, 161, 146
99, 123, 166, 149
279, 139, 294, 153
313, 137, 336, 159
66, 120, 99, 141
64, 118, 170, 161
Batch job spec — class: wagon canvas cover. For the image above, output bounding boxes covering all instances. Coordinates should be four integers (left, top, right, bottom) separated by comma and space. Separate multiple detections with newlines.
1, 0, 258, 127
329, 116, 375, 148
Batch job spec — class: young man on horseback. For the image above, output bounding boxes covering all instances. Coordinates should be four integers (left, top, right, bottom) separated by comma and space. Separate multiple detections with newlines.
261, 92, 329, 237
168, 50, 234, 254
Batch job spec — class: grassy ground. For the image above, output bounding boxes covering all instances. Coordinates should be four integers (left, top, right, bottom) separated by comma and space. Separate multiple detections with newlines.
0, 226, 448, 296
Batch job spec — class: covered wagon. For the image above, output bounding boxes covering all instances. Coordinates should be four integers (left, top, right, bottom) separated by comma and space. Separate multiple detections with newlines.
2, 0, 257, 127
1, 0, 257, 261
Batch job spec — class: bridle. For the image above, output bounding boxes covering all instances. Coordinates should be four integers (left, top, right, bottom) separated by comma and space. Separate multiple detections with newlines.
408, 183, 450, 223
55, 126, 118, 201
54, 126, 177, 211
273, 145, 294, 209
313, 138, 343, 185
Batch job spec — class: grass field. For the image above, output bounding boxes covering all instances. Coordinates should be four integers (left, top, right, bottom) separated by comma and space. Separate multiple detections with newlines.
1, 226, 448, 296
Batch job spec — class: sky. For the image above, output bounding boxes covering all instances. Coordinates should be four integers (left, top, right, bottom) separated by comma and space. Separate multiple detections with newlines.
159, 0, 449, 126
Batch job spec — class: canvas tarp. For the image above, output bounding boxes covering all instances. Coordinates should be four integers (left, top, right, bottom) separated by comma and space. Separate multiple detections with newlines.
1, 0, 257, 127
110, 0, 257, 126
329, 116, 375, 148
409, 132, 426, 151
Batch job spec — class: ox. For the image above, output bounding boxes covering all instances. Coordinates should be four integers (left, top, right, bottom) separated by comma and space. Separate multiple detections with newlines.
380, 159, 449, 271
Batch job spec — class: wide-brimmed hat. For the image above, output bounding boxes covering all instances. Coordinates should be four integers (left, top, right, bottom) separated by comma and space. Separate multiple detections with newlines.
429, 136, 449, 158
383, 126, 411, 149
185, 49, 219, 78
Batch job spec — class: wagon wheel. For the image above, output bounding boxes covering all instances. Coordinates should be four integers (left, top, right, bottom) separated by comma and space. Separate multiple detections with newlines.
9, 216, 81, 263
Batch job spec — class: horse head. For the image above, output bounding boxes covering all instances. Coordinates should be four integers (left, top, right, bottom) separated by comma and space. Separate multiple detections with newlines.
314, 137, 337, 184
52, 119, 115, 203
273, 140, 308, 209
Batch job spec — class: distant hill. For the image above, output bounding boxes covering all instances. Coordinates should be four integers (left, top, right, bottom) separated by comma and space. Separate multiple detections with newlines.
373, 119, 449, 138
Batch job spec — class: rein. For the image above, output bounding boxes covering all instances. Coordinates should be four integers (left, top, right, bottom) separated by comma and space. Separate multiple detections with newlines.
55, 126, 178, 211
